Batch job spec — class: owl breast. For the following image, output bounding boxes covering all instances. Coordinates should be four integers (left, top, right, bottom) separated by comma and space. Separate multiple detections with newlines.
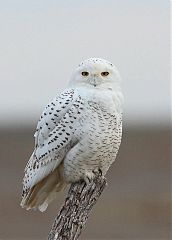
63, 98, 122, 183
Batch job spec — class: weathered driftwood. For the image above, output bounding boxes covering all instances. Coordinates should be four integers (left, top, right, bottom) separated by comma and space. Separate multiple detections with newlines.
48, 174, 107, 240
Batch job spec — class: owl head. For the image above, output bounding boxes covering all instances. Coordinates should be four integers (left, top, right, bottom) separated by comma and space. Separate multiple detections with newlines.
69, 58, 121, 91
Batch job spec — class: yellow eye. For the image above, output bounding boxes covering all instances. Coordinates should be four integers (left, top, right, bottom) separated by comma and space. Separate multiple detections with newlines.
81, 71, 89, 76
101, 71, 109, 77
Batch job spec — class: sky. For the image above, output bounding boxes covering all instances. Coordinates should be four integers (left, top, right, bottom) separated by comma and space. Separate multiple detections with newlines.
0, 0, 170, 127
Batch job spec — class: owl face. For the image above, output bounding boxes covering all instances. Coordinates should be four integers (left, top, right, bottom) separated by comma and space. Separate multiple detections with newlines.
70, 58, 121, 90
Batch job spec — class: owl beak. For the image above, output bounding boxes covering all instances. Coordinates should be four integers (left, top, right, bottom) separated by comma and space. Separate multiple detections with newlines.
90, 74, 99, 87
89, 78, 97, 87
93, 79, 97, 87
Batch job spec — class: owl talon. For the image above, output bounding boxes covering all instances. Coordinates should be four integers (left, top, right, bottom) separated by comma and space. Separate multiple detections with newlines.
84, 171, 95, 185
93, 168, 102, 177
84, 176, 91, 185
98, 168, 102, 176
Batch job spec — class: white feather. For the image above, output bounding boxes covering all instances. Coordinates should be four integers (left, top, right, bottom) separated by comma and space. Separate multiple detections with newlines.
21, 58, 123, 211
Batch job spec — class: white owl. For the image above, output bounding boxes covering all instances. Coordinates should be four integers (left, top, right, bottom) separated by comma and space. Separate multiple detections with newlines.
21, 58, 123, 212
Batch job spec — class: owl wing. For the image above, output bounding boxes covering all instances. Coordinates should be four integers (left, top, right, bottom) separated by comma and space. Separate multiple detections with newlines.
22, 88, 84, 197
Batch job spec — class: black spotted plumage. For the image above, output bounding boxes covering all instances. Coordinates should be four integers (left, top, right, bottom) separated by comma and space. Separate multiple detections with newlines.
21, 58, 123, 212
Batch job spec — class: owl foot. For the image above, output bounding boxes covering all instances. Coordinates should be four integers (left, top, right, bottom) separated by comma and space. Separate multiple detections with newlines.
93, 168, 102, 176
84, 168, 102, 185
84, 171, 95, 185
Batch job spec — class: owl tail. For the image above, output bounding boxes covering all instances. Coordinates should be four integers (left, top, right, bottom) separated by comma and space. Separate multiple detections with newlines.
20, 165, 66, 212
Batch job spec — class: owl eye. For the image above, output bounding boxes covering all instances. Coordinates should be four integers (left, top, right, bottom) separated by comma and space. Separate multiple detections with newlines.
101, 71, 109, 77
81, 71, 89, 76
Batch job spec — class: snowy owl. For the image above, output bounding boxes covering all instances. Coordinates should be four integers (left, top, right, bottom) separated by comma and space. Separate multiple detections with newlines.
21, 58, 123, 212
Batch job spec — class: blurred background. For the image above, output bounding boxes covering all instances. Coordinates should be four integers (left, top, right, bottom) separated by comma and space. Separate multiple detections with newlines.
0, 0, 171, 239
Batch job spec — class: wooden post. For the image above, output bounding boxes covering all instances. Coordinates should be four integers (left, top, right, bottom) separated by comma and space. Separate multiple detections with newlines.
48, 174, 107, 240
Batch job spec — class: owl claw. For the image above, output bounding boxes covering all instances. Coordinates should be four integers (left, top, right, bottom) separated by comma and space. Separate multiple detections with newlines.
93, 168, 102, 177
84, 175, 93, 185
84, 168, 103, 184
84, 176, 92, 185
98, 168, 102, 176
83, 171, 96, 185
